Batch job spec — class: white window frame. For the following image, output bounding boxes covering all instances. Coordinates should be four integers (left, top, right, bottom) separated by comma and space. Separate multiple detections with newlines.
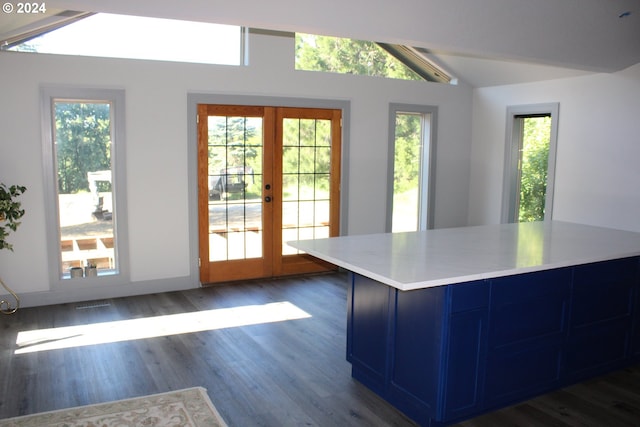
41, 86, 130, 288
501, 103, 559, 223
386, 104, 438, 232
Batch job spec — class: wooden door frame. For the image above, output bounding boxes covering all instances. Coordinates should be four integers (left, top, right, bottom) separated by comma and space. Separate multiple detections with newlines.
197, 104, 275, 283
273, 107, 342, 277
188, 94, 350, 286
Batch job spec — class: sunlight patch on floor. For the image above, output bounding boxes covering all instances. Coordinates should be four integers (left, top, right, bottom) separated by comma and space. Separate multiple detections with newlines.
15, 301, 311, 354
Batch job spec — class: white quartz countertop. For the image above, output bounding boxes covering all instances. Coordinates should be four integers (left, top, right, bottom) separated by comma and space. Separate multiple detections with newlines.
289, 221, 640, 291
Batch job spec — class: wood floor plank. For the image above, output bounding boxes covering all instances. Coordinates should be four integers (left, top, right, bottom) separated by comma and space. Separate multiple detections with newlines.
1, 273, 640, 426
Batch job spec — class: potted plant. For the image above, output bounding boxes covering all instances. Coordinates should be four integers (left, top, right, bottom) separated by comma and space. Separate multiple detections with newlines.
0, 183, 26, 314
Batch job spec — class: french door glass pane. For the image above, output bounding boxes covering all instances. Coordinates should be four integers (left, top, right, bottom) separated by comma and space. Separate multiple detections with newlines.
207, 116, 263, 261
282, 118, 332, 255
54, 101, 116, 276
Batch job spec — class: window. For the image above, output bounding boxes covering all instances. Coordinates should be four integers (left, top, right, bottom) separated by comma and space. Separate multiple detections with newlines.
4, 13, 244, 66
41, 87, 129, 284
387, 104, 438, 232
295, 34, 451, 83
502, 103, 559, 223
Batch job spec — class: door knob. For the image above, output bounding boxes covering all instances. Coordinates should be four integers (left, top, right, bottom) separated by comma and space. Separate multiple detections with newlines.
265, 196, 272, 202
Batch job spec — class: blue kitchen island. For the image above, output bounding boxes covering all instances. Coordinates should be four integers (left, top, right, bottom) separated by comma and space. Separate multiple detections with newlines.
291, 221, 640, 426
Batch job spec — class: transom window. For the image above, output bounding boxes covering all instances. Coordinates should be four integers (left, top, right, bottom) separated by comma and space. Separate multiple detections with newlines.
4, 13, 244, 66
295, 33, 452, 83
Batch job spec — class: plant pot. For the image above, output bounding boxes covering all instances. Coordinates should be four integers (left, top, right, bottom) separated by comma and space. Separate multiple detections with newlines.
70, 267, 83, 278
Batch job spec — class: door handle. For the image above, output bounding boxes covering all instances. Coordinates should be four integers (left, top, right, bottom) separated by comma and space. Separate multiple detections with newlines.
265, 196, 272, 203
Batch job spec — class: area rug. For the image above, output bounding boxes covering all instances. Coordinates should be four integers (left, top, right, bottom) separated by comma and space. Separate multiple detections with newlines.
0, 387, 227, 427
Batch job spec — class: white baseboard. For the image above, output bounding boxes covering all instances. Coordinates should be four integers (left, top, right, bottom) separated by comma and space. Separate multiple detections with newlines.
1, 275, 199, 308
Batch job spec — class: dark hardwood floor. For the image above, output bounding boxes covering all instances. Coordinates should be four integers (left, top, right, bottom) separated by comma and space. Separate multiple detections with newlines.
1, 272, 639, 426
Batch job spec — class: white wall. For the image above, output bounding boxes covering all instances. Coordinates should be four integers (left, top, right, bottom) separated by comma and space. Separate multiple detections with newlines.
468, 63, 640, 232
0, 30, 473, 306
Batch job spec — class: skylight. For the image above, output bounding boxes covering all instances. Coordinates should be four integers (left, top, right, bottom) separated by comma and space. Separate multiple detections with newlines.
3, 13, 243, 66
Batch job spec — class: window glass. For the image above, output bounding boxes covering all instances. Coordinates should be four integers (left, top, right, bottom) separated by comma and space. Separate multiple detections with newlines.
207, 115, 264, 262
388, 105, 437, 232
54, 101, 117, 277
8, 14, 243, 65
295, 33, 422, 81
282, 118, 332, 255
392, 113, 422, 232
516, 115, 551, 222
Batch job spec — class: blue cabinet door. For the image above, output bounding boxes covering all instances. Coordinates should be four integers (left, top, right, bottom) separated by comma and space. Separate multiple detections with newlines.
388, 284, 447, 423
485, 268, 571, 406
442, 314, 489, 420
389, 280, 488, 424
567, 257, 639, 380
633, 258, 640, 358
439, 281, 489, 422
347, 273, 392, 394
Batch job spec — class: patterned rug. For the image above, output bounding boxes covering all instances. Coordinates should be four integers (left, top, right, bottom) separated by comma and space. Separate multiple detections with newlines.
0, 387, 227, 427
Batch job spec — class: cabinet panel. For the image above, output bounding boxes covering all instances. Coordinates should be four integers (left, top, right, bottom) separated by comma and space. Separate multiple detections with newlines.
392, 286, 446, 406
491, 297, 567, 347
571, 258, 636, 327
566, 319, 630, 378
489, 269, 570, 347
486, 341, 563, 402
347, 273, 391, 391
634, 257, 640, 357
443, 308, 488, 421
389, 281, 486, 424
451, 280, 490, 312
568, 257, 638, 379
485, 269, 570, 404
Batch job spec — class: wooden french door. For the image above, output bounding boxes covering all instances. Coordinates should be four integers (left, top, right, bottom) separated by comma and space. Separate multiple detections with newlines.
198, 104, 341, 284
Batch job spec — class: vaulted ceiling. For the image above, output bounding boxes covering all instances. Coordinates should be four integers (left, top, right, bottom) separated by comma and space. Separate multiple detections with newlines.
2, 0, 638, 87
